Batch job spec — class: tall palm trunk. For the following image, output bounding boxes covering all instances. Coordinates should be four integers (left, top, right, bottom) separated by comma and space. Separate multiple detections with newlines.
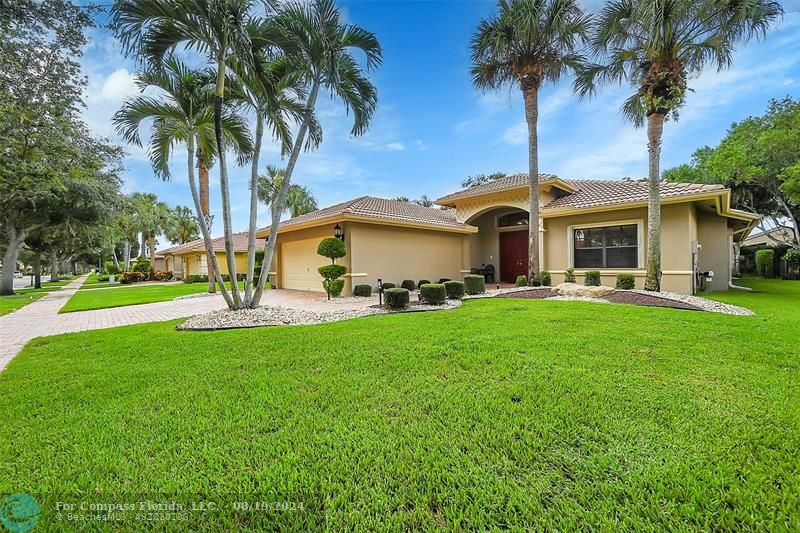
187, 132, 234, 308
198, 161, 215, 294
253, 80, 320, 305
49, 248, 59, 282
244, 114, 264, 305
148, 234, 156, 266
123, 239, 131, 271
214, 56, 243, 308
644, 112, 665, 291
140, 232, 147, 258
523, 81, 541, 281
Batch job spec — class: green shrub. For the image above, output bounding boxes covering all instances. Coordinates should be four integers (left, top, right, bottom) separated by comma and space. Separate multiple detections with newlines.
463, 274, 485, 295
104, 261, 121, 275
529, 273, 541, 287
419, 283, 446, 305
755, 249, 775, 277
317, 237, 346, 261
183, 274, 209, 284
381, 282, 395, 290
443, 280, 465, 299
417, 279, 431, 289
401, 280, 416, 291
564, 268, 576, 283
353, 284, 372, 297
784, 248, 800, 262
616, 273, 636, 290
385, 287, 409, 308
585, 271, 601, 286
221, 273, 247, 282
515, 275, 527, 287
325, 279, 345, 297
131, 256, 151, 274
539, 271, 551, 286
97, 275, 110, 282
318, 264, 347, 279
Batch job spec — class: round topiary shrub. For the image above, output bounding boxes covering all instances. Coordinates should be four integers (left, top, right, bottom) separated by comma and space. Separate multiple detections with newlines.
417, 279, 431, 289
444, 280, 465, 299
539, 270, 551, 286
353, 284, 372, 297
419, 283, 446, 305
381, 282, 395, 290
385, 287, 409, 308
615, 273, 635, 290
317, 237, 346, 261
585, 270, 601, 286
401, 279, 416, 291
327, 279, 345, 297
463, 274, 485, 295
515, 275, 527, 287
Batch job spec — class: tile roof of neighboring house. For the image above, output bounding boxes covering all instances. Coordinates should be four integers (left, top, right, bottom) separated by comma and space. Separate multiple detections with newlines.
157, 233, 265, 255
545, 180, 726, 209
259, 196, 468, 233
436, 173, 561, 203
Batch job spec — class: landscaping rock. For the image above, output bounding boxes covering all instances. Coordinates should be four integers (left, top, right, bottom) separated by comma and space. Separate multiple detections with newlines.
552, 282, 615, 298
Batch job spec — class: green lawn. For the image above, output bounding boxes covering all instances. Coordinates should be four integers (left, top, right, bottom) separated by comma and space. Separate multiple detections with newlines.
0, 292, 46, 315
60, 281, 243, 313
0, 280, 797, 529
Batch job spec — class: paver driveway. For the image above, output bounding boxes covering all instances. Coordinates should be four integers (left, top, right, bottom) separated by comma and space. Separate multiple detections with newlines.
0, 275, 227, 370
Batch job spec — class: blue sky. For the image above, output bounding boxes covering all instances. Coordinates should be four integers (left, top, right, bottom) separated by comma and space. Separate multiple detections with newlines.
80, 1, 800, 237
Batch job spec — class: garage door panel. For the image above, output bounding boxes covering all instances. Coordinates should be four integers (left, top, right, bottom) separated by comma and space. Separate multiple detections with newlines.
282, 239, 324, 291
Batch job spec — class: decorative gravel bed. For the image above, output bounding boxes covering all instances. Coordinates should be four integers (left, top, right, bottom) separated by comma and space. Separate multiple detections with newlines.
491, 287, 752, 315
178, 299, 462, 330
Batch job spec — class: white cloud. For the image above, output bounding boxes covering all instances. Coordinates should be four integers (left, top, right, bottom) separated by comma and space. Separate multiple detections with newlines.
414, 139, 429, 151
501, 121, 527, 146
385, 142, 406, 151
99, 68, 139, 102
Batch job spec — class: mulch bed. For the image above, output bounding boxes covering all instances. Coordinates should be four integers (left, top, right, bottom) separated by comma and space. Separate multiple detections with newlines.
497, 288, 702, 311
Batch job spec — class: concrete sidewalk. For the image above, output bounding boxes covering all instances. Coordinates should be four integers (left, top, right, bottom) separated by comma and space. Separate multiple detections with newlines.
0, 275, 226, 371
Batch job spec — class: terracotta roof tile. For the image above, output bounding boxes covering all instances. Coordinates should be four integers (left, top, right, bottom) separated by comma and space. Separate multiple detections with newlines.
157, 233, 265, 255
436, 173, 560, 203
546, 180, 725, 209
258, 196, 468, 233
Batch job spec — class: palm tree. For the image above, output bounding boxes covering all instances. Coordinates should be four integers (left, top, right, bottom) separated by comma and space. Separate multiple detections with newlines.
130, 192, 171, 264
165, 205, 200, 244
113, 55, 252, 306
575, 0, 782, 291
113, 0, 257, 308
257, 165, 318, 218
252, 0, 381, 305
471, 0, 590, 284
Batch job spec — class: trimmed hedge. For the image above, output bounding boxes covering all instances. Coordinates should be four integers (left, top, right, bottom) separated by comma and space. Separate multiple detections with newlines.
380, 282, 395, 290
318, 264, 347, 280
385, 287, 409, 308
183, 274, 209, 284
464, 274, 485, 295
755, 249, 775, 277
419, 283, 446, 305
121, 271, 146, 284
153, 270, 173, 281
515, 275, 527, 287
417, 279, 431, 289
353, 284, 372, 297
443, 280, 465, 299
616, 273, 636, 290
564, 268, 576, 283
585, 271, 601, 286
539, 270, 551, 287
401, 280, 416, 291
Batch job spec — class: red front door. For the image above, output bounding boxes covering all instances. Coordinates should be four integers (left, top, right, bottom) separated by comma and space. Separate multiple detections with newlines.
500, 230, 528, 283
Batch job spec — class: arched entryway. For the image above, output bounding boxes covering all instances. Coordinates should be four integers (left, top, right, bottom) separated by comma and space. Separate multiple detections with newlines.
466, 207, 530, 283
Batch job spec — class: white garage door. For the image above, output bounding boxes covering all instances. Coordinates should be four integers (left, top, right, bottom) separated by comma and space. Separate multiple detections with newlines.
281, 238, 324, 291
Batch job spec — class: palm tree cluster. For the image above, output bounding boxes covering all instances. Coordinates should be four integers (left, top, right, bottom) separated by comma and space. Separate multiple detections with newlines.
111, 0, 381, 309
471, 0, 782, 291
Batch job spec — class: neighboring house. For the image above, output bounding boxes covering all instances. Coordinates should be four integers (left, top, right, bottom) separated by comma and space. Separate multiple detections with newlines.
255, 174, 759, 294
741, 226, 796, 248
157, 233, 266, 280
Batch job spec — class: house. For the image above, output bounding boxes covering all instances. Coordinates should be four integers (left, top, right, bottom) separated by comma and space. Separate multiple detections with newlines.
157, 233, 266, 279
255, 175, 759, 295
741, 226, 797, 248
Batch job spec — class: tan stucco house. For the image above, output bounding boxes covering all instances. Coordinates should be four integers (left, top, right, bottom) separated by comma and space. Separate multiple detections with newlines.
255, 174, 759, 295
158, 233, 266, 279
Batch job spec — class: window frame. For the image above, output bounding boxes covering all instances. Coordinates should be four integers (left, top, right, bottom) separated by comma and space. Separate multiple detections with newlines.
567, 219, 644, 270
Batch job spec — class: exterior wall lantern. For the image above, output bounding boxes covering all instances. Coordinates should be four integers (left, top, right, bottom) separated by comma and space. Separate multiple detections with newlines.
333, 224, 344, 241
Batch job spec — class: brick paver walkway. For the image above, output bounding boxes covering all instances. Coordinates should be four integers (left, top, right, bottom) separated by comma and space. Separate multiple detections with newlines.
0, 275, 226, 371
